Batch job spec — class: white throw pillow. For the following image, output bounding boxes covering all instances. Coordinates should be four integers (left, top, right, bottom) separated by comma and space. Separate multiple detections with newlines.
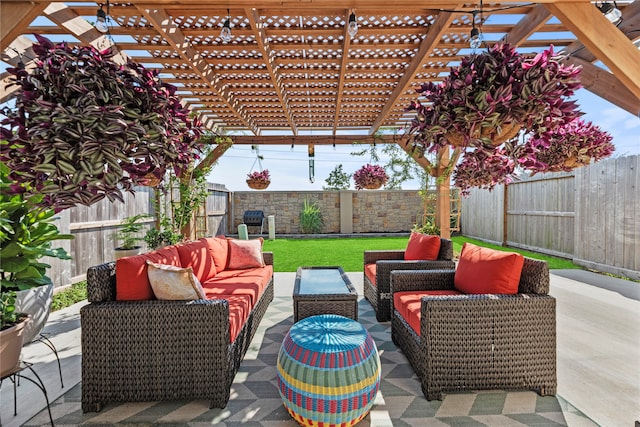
146, 260, 206, 300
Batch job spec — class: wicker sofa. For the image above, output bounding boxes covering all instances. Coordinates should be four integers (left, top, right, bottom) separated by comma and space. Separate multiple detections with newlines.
390, 253, 556, 400
80, 237, 274, 412
364, 236, 455, 322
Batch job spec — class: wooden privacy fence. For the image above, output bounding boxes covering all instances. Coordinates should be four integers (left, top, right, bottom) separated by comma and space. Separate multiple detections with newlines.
461, 155, 639, 280
50, 184, 230, 287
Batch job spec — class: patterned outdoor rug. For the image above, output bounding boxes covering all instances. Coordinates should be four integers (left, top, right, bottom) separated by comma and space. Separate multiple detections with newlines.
25, 297, 593, 426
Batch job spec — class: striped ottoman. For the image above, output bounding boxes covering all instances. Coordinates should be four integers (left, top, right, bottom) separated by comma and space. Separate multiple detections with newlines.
277, 314, 381, 427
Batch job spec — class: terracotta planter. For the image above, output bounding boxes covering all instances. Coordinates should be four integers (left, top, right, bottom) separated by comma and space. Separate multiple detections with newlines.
15, 282, 53, 344
0, 316, 30, 377
247, 179, 270, 190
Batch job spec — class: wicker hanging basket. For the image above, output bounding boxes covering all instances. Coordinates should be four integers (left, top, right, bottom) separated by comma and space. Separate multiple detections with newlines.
362, 180, 384, 190
446, 122, 522, 147
246, 179, 270, 190
142, 173, 162, 187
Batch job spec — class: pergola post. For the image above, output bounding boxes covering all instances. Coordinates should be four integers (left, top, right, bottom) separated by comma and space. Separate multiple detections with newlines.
435, 146, 451, 239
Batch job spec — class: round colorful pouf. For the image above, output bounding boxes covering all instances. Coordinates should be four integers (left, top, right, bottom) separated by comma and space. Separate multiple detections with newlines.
277, 314, 381, 427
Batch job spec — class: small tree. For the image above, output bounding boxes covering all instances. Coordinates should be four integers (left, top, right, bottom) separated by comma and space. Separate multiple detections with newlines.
323, 164, 351, 190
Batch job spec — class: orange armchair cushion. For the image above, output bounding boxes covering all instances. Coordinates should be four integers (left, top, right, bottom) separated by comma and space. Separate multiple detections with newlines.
404, 232, 441, 261
394, 290, 461, 334
364, 263, 377, 287
454, 243, 524, 295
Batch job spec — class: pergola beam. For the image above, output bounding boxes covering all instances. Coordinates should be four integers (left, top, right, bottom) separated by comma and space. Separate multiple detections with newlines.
138, 6, 260, 135
245, 7, 298, 135
501, 4, 551, 44
367, 9, 457, 135
0, 1, 48, 51
332, 9, 353, 135
545, 1, 640, 101
229, 134, 399, 145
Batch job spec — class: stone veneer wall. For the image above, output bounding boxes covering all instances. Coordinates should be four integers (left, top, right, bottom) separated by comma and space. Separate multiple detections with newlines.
232, 190, 423, 234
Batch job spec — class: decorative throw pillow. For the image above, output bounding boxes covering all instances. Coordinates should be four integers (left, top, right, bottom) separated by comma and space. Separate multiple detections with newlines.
454, 243, 524, 294
404, 232, 441, 261
227, 238, 265, 269
146, 261, 206, 300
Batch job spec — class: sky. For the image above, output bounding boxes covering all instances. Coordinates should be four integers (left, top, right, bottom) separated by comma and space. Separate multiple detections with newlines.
208, 88, 640, 192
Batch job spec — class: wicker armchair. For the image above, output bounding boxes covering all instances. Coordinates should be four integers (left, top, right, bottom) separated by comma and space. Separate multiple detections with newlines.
363, 238, 455, 322
390, 257, 556, 400
80, 253, 274, 412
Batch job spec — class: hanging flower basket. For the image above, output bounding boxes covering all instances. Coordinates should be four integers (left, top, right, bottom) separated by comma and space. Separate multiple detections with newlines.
247, 170, 271, 190
446, 122, 522, 148
353, 164, 389, 190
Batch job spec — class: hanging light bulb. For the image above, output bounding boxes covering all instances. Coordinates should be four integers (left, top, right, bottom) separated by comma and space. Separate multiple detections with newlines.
347, 12, 358, 38
221, 9, 232, 42
469, 11, 482, 49
95, 5, 109, 33
597, 2, 622, 24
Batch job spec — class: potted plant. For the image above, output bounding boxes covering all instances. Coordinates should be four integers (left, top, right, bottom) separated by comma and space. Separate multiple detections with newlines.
114, 214, 151, 258
406, 43, 614, 194
1, 163, 73, 372
246, 170, 271, 190
353, 164, 389, 190
144, 226, 183, 250
0, 35, 204, 211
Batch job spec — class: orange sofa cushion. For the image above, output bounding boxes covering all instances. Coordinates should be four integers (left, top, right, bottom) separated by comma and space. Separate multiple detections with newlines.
227, 238, 265, 269
115, 246, 181, 300
202, 236, 229, 272
404, 232, 441, 261
175, 239, 217, 282
364, 263, 377, 287
394, 290, 461, 334
454, 243, 524, 295
201, 265, 273, 305
206, 294, 252, 342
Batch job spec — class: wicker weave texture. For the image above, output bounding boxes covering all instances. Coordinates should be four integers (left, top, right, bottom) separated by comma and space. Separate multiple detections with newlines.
81, 260, 274, 412
277, 315, 381, 426
363, 238, 455, 322
293, 267, 358, 322
390, 258, 557, 400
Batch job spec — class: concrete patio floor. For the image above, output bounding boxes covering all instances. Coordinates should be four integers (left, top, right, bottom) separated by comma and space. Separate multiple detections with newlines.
1, 270, 638, 427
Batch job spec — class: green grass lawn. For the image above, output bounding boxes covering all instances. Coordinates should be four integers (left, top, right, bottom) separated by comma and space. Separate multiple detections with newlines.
263, 235, 580, 272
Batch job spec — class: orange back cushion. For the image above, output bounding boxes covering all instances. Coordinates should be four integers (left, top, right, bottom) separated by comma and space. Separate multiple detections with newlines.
454, 243, 524, 294
175, 239, 217, 282
202, 236, 229, 272
404, 232, 441, 261
116, 246, 181, 300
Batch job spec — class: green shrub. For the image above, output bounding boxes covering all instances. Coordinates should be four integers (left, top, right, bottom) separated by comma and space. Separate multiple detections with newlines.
299, 199, 323, 234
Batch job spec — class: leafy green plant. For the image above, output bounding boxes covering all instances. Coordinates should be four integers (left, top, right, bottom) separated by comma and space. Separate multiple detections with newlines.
0, 163, 73, 330
323, 164, 351, 190
144, 227, 183, 250
412, 220, 440, 236
299, 199, 324, 234
115, 214, 151, 250
51, 281, 87, 312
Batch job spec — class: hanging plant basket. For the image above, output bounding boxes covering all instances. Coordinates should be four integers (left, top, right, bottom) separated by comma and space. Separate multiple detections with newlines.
353, 164, 389, 190
446, 122, 522, 147
246, 169, 271, 190
246, 178, 271, 190
142, 173, 162, 187
362, 180, 384, 190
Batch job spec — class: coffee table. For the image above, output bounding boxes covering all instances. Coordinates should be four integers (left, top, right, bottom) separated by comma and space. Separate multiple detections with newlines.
293, 266, 358, 322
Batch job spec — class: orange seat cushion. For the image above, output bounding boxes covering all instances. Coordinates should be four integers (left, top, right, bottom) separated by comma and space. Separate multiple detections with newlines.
206, 294, 252, 343
115, 246, 181, 300
201, 265, 273, 305
454, 243, 525, 295
202, 236, 229, 272
394, 290, 461, 334
404, 232, 441, 261
364, 263, 377, 286
175, 239, 217, 282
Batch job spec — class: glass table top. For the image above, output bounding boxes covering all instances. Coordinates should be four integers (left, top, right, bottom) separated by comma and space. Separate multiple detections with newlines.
296, 267, 351, 295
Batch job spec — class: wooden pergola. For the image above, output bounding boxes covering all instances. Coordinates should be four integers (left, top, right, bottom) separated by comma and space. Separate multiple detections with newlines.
2, 0, 640, 236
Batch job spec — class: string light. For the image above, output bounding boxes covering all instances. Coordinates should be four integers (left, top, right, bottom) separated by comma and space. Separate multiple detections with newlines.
95, 3, 109, 33
347, 12, 358, 38
221, 9, 232, 42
